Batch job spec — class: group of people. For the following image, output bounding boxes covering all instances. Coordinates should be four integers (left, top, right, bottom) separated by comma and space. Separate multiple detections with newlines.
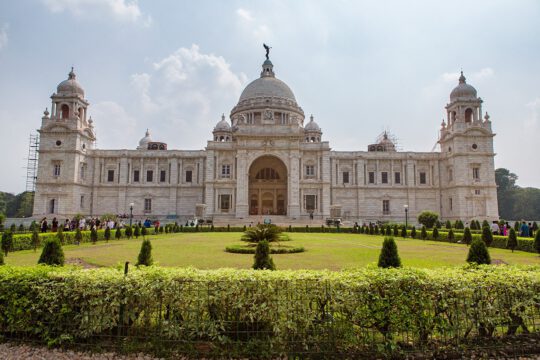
489, 221, 536, 237
39, 217, 126, 233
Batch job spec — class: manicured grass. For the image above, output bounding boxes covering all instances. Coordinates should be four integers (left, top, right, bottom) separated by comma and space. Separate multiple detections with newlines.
3, 232, 540, 270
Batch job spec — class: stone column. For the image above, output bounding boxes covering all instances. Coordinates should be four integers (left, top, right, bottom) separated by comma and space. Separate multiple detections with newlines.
204, 150, 215, 216
169, 159, 178, 216
288, 152, 300, 217
321, 151, 331, 217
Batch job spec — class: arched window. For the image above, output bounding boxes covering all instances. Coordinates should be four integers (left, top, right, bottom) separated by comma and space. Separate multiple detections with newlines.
465, 108, 473, 123
61, 104, 69, 119
255, 168, 280, 180
78, 107, 83, 120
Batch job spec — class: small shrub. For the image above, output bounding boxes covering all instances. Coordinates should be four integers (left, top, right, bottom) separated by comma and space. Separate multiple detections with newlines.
385, 225, 391, 236
482, 220, 490, 229
378, 236, 401, 268
445, 220, 452, 229
481, 226, 493, 247
125, 225, 133, 238
159, 226, 164, 234
115, 227, 122, 240
154, 225, 159, 235
466, 239, 491, 265
421, 226, 427, 240
0, 248, 4, 265
455, 220, 464, 229
393, 224, 399, 236
242, 224, 282, 243
507, 228, 518, 253
435, 220, 442, 229
91, 228, 98, 244
447, 229, 455, 242
418, 211, 439, 229
253, 240, 276, 270
136, 239, 153, 266
31, 229, 40, 251
1, 231, 13, 256
470, 220, 478, 230
38, 238, 64, 266
514, 221, 520, 231
401, 225, 407, 238
462, 227, 472, 245
18, 224, 24, 232
534, 229, 540, 255
74, 228, 83, 245
104, 227, 111, 242
134, 225, 140, 238
374, 225, 379, 235
141, 226, 148, 238
432, 227, 439, 240
410, 227, 417, 239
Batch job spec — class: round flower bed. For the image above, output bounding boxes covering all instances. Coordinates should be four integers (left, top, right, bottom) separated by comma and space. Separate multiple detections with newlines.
225, 244, 305, 254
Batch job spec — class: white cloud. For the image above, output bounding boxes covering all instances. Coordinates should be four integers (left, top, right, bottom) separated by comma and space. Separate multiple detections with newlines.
41, 0, 151, 25
0, 23, 8, 50
441, 67, 494, 83
236, 8, 254, 22
91, 101, 139, 149
236, 7, 272, 42
128, 44, 247, 149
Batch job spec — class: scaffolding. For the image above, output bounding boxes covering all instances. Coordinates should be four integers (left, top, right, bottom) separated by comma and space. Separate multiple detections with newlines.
25, 133, 40, 193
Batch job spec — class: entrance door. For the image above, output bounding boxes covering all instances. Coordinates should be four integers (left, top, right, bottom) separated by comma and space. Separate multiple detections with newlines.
248, 155, 287, 216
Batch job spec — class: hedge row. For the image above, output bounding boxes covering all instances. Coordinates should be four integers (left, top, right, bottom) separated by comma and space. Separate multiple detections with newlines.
0, 265, 538, 357
10, 229, 125, 251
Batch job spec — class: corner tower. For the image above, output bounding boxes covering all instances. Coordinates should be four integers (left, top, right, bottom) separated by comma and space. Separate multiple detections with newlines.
439, 72, 498, 221
33, 68, 96, 217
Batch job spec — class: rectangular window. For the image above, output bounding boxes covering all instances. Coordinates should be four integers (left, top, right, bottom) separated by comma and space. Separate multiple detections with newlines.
474, 189, 481, 195
394, 172, 401, 184
160, 170, 166, 182
133, 170, 140, 182
368, 171, 375, 184
449, 197, 453, 211
448, 168, 453, 182
185, 170, 192, 183
381, 172, 388, 184
144, 198, 152, 212
419, 172, 427, 184
219, 194, 231, 211
382, 200, 390, 215
342, 171, 349, 184
473, 167, 480, 181
305, 165, 315, 177
107, 170, 114, 182
146, 170, 153, 182
80, 195, 85, 209
304, 195, 317, 211
221, 164, 231, 178
53, 164, 61, 177
80, 164, 85, 180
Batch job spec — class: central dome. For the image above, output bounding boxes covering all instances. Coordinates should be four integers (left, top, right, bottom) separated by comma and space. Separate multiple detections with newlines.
238, 60, 296, 103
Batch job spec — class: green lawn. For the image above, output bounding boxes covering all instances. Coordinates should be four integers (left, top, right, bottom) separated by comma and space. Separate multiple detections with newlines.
4, 232, 540, 270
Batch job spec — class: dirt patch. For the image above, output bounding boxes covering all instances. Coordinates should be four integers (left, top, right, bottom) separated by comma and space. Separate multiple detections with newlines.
492, 258, 509, 265
65, 257, 99, 269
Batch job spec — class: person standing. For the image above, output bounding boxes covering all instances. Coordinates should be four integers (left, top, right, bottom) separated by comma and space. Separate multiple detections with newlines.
51, 217, 58, 232
40, 217, 48, 233
520, 221, 530, 237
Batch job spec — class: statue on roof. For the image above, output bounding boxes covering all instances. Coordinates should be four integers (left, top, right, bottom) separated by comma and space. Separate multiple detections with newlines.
263, 43, 271, 60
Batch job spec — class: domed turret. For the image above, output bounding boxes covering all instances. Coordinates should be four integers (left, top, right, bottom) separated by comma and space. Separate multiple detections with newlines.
213, 114, 232, 142
57, 68, 85, 97
449, 72, 477, 102
138, 129, 152, 149
304, 115, 322, 143
214, 114, 231, 132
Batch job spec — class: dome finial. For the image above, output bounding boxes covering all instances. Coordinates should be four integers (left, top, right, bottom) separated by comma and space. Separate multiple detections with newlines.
310, 114, 314, 122
145, 128, 150, 136
459, 70, 466, 84
222, 113, 225, 121
68, 67, 76, 80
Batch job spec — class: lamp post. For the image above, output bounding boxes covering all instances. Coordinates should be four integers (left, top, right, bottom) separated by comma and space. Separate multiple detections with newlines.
129, 203, 134, 227
404, 204, 409, 230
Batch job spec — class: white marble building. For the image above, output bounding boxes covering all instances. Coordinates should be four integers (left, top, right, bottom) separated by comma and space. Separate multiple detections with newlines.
33, 58, 499, 223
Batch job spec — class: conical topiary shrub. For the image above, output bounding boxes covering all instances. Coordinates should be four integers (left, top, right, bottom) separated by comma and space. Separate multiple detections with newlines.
421, 226, 427, 240
141, 226, 148, 238
533, 228, 540, 255
32, 229, 40, 251
104, 226, 111, 242
400, 225, 407, 238
507, 228, 518, 252
38, 238, 64, 266
432, 227, 439, 240
134, 225, 140, 238
1, 231, 13, 256
136, 239, 153, 266
57, 227, 64, 244
481, 226, 493, 247
75, 227, 83, 245
125, 225, 133, 239
447, 229, 455, 242
0, 248, 4, 265
91, 228, 98, 244
410, 226, 417, 239
466, 239, 491, 265
377, 236, 401, 268
253, 240, 276, 270
462, 227, 472, 246
115, 227, 122, 240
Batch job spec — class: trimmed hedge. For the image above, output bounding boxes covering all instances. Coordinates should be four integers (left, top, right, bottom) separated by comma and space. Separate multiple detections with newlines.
0, 265, 538, 357
225, 244, 305, 254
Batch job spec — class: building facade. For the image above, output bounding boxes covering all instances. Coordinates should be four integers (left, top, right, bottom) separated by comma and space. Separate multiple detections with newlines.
33, 59, 499, 223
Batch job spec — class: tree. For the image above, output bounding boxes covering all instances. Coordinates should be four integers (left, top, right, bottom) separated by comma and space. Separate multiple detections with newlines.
495, 168, 518, 220
57, 227, 64, 244
134, 225, 140, 238
378, 236, 401, 268
445, 220, 452, 229
90, 228, 98, 244
420, 225, 427, 240
455, 220, 464, 229
400, 225, 407, 238
507, 228, 518, 253
385, 225, 391, 236
470, 220, 478, 230
534, 229, 540, 256
481, 226, 493, 247
115, 227, 122, 240
104, 226, 111, 242
136, 239, 153, 266
482, 220, 490, 229
462, 227, 472, 246
31, 229, 40, 251
447, 229, 455, 242
432, 227, 439, 240
253, 240, 276, 270
75, 228, 83, 245
18, 224, 24, 232
154, 224, 159, 234
417, 211, 439, 229
393, 224, 399, 236
466, 239, 491, 265
38, 238, 64, 266
242, 224, 282, 243
410, 226, 417, 239
1, 231, 13, 256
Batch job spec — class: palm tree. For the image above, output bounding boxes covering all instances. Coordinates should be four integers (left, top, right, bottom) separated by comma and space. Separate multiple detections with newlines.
241, 224, 282, 243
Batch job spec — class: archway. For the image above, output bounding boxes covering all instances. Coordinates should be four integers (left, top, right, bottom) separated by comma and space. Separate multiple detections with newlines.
249, 155, 287, 215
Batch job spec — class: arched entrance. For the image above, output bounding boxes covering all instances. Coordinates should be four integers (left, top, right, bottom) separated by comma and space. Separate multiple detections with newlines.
249, 155, 287, 215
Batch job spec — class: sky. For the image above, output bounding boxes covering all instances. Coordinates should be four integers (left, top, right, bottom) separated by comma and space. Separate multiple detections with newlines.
0, 0, 539, 194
